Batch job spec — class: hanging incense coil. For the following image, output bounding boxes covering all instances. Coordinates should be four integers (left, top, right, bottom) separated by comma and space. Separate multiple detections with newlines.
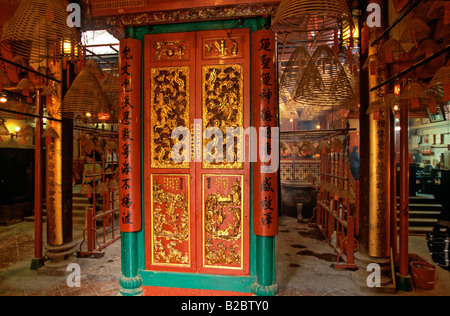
379, 39, 406, 64
271, 0, 354, 46
100, 61, 119, 122
293, 45, 357, 111
59, 68, 110, 123
400, 18, 431, 46
430, 66, 450, 87
398, 82, 431, 118
427, 1, 447, 19
430, 66, 450, 102
0, 121, 10, 135
384, 93, 399, 112
331, 138, 343, 152
279, 45, 311, 104
108, 179, 119, 190
85, 59, 105, 82
434, 18, 450, 43
414, 39, 447, 79
0, 68, 12, 88
41, 125, 59, 139
0, 0, 80, 63
5, 77, 36, 94
80, 183, 93, 195
95, 181, 108, 194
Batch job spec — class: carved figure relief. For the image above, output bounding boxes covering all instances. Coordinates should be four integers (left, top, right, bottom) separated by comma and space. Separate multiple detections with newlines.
203, 175, 243, 269
151, 175, 190, 266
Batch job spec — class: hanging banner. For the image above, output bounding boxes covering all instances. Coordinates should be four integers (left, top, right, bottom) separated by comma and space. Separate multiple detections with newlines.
119, 38, 142, 232
252, 29, 279, 237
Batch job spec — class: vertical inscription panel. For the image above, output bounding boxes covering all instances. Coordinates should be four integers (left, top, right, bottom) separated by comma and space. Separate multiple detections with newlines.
151, 174, 191, 268
202, 174, 244, 271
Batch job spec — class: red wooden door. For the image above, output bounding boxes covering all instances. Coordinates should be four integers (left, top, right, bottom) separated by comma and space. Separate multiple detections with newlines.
144, 29, 250, 275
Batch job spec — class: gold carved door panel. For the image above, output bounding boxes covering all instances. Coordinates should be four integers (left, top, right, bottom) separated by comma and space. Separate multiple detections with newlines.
144, 29, 250, 275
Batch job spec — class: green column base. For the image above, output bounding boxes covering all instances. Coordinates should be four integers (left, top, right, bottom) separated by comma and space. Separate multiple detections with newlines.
251, 282, 278, 296
395, 273, 413, 292
29, 257, 45, 270
118, 275, 143, 296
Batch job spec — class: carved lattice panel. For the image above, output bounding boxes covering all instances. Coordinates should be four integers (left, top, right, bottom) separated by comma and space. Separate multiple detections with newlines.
150, 174, 191, 268
202, 64, 244, 169
202, 174, 244, 270
150, 66, 190, 168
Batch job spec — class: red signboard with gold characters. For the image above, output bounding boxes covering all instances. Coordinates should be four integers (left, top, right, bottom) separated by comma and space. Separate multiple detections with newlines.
252, 29, 279, 237
118, 38, 142, 232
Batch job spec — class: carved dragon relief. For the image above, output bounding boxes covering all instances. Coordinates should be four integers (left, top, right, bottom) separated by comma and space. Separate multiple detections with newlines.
202, 64, 244, 169
150, 66, 190, 168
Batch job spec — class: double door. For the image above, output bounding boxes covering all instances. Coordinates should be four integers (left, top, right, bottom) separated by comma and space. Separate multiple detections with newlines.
143, 29, 251, 275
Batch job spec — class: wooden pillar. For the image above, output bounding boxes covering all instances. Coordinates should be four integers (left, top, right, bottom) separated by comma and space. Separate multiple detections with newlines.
367, 0, 390, 259
40, 59, 78, 273
45, 60, 64, 247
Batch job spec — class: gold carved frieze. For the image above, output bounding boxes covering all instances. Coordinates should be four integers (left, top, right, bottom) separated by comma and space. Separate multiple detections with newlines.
202, 175, 243, 269
150, 66, 190, 168
202, 64, 244, 169
151, 174, 191, 267
153, 40, 190, 61
203, 37, 243, 59
88, 4, 279, 29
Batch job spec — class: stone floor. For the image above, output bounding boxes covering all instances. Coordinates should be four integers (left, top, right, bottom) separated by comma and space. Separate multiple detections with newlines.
276, 216, 450, 296
0, 216, 449, 296
0, 221, 121, 296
